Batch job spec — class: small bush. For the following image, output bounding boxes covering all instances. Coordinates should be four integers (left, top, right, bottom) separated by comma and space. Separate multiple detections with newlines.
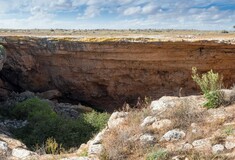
45, 137, 63, 154
192, 67, 223, 108
83, 110, 110, 132
12, 98, 56, 120
11, 98, 109, 150
146, 149, 169, 160
78, 149, 88, 157
223, 126, 234, 136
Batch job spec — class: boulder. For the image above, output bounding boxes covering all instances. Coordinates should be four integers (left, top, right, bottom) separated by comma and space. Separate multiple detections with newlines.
192, 138, 212, 152
0, 140, 8, 154
212, 144, 224, 154
88, 144, 103, 156
108, 112, 128, 129
152, 119, 172, 130
181, 143, 193, 151
91, 128, 107, 145
139, 134, 156, 144
206, 107, 229, 123
12, 148, 35, 159
86, 128, 108, 157
220, 89, 235, 103
160, 129, 185, 141
150, 96, 182, 112
0, 133, 26, 150
140, 116, 156, 127
225, 136, 235, 150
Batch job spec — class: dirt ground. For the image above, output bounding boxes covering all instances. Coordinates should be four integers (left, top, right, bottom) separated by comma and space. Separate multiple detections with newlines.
0, 29, 235, 43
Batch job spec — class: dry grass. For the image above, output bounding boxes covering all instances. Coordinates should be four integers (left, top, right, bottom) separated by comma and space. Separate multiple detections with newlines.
161, 98, 205, 130
171, 150, 230, 160
146, 150, 230, 160
102, 107, 152, 160
101, 96, 235, 160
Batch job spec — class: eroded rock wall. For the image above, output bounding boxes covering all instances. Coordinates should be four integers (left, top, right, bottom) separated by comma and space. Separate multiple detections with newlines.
0, 37, 235, 111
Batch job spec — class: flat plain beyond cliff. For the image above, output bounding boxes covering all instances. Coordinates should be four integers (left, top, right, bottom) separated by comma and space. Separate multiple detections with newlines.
1, 29, 235, 43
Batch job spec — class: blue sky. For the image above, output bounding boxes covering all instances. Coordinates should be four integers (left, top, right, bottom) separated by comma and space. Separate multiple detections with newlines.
0, 0, 235, 30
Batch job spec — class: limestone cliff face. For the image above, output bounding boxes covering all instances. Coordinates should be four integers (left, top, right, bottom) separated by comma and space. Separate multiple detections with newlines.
0, 36, 235, 111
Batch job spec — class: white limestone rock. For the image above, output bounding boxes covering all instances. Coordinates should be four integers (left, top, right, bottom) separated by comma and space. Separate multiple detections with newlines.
108, 111, 128, 129
160, 129, 185, 141
139, 134, 156, 144
192, 139, 212, 152
140, 116, 156, 127
225, 136, 235, 150
212, 144, 224, 154
150, 96, 181, 112
0, 141, 8, 152
12, 148, 35, 159
152, 119, 172, 130
88, 144, 103, 156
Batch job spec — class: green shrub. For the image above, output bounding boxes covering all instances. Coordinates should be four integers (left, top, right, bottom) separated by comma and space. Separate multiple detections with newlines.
146, 149, 169, 160
223, 126, 234, 136
192, 67, 223, 108
11, 98, 110, 150
83, 110, 110, 132
12, 98, 56, 120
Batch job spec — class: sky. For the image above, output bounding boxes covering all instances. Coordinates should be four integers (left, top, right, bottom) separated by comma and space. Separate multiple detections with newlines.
0, 0, 235, 30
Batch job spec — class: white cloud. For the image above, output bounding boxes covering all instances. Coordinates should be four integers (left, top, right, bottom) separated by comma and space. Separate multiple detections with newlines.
84, 6, 101, 18
123, 6, 142, 16
0, 0, 234, 30
142, 3, 158, 14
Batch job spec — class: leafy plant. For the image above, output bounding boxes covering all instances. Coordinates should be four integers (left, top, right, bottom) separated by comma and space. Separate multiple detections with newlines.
83, 110, 110, 132
78, 149, 88, 157
192, 67, 223, 108
223, 126, 234, 136
146, 149, 169, 160
45, 137, 63, 154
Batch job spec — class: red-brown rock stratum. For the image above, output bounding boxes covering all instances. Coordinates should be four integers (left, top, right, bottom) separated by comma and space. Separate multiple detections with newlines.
0, 36, 235, 111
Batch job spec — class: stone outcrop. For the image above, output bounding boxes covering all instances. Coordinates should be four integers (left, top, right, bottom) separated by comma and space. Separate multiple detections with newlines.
0, 36, 235, 110
91, 93, 235, 159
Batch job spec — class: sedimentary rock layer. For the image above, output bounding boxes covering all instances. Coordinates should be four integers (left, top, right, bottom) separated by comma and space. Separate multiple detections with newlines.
0, 37, 234, 111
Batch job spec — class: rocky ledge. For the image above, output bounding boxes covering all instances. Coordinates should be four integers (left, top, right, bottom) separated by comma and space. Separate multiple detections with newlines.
78, 89, 235, 159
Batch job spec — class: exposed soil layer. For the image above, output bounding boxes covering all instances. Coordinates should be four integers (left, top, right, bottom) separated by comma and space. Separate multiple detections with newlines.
0, 36, 235, 111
